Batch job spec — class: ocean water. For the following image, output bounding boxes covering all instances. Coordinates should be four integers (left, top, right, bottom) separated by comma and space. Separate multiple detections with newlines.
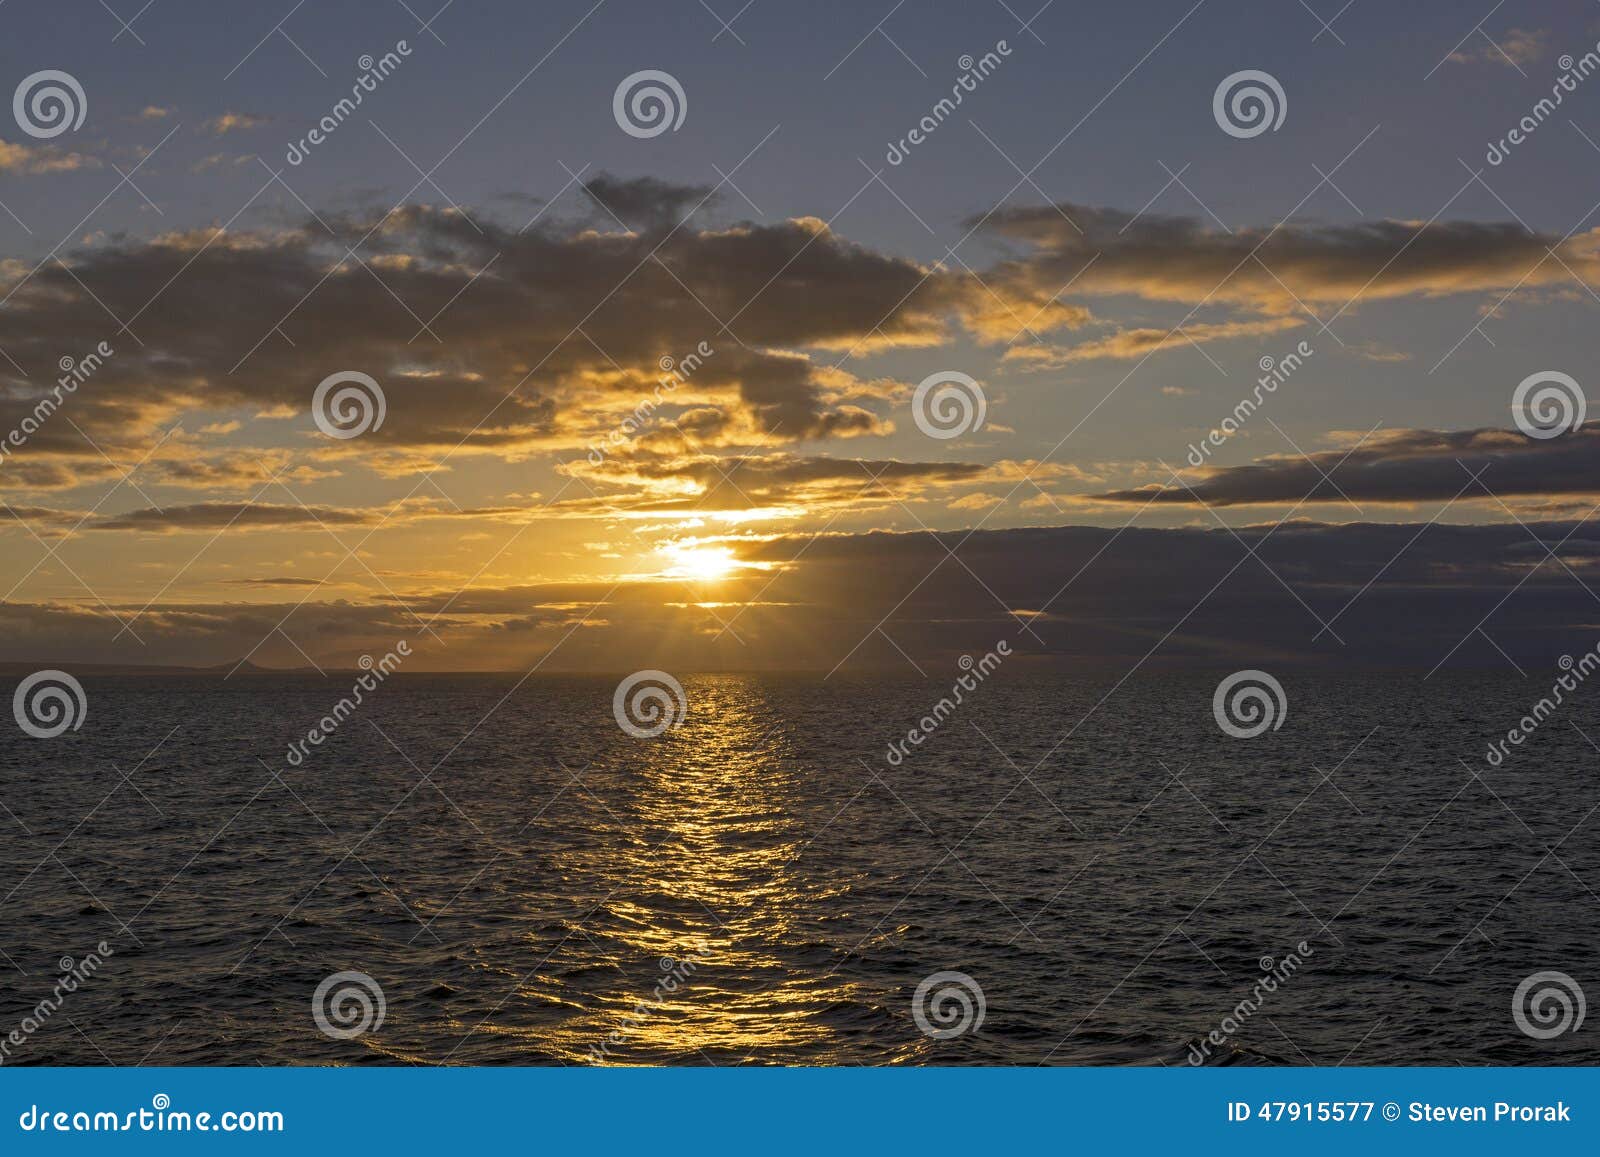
0, 671, 1596, 1066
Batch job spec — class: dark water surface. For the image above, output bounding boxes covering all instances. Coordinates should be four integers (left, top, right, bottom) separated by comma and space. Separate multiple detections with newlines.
1, 672, 1596, 1066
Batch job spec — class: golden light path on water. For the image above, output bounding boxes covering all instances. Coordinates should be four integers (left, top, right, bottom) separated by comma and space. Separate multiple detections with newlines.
415, 676, 919, 1066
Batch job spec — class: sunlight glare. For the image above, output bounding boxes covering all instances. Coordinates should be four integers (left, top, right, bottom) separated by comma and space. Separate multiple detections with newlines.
664, 544, 738, 581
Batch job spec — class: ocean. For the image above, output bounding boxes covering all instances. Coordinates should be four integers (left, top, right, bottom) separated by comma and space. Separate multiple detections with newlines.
0, 671, 1595, 1066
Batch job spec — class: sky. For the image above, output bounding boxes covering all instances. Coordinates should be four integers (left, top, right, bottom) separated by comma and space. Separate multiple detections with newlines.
1, 0, 1598, 672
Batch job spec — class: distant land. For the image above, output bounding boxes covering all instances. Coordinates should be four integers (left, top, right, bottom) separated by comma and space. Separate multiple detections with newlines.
0, 660, 322, 677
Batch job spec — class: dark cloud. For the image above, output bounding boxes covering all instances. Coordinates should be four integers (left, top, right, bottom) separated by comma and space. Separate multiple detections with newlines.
0, 184, 1586, 494
581, 173, 719, 231
968, 202, 1594, 338
1096, 425, 1600, 507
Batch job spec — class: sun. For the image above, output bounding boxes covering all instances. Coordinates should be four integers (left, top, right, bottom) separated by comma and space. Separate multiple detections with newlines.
664, 544, 738, 581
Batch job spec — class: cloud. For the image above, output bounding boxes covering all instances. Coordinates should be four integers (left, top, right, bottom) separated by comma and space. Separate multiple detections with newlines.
0, 139, 99, 174
57, 498, 528, 533
0, 184, 972, 484
1094, 424, 1600, 508
969, 202, 1594, 324
217, 576, 326, 586
1449, 27, 1548, 67
581, 174, 719, 231
1004, 317, 1304, 366
203, 112, 269, 134
0, 179, 1590, 503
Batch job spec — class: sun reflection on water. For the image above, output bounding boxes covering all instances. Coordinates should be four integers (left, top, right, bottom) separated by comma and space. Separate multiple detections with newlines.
502, 677, 898, 1065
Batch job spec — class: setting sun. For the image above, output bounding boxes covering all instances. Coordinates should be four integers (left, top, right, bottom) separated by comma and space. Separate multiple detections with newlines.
664, 544, 739, 582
